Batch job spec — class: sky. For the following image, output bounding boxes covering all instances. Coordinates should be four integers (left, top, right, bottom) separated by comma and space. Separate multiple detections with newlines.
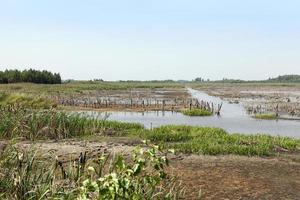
0, 0, 300, 81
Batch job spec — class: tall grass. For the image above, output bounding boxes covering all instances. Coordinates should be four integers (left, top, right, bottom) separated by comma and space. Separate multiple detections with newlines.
0, 145, 56, 199
0, 107, 143, 140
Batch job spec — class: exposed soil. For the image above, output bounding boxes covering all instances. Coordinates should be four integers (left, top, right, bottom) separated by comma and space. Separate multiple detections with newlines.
170, 154, 300, 200
2, 138, 300, 200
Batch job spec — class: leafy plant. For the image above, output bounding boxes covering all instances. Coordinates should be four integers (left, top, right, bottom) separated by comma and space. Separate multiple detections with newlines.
78, 141, 182, 199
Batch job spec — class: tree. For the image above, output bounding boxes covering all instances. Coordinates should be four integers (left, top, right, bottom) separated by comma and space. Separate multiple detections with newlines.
0, 68, 62, 84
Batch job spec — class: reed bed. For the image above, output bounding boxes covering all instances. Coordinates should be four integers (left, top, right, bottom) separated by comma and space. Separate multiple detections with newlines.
0, 106, 143, 140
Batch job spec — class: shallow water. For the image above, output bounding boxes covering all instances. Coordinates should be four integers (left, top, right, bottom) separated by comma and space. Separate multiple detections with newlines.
85, 89, 300, 138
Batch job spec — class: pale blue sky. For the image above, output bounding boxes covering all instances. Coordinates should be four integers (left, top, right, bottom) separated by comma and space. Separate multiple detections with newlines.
0, 0, 300, 80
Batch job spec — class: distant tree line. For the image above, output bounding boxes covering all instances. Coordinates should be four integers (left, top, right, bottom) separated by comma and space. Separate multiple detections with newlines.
267, 75, 300, 83
0, 69, 61, 84
193, 77, 210, 82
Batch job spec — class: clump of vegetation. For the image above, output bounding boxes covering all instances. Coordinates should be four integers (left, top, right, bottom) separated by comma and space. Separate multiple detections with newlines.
254, 113, 278, 120
0, 93, 56, 109
140, 125, 300, 156
181, 108, 212, 116
0, 142, 184, 199
0, 106, 143, 140
267, 75, 300, 83
0, 68, 61, 84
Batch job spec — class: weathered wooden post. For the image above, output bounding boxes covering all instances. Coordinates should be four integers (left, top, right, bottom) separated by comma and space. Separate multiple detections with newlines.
275, 104, 279, 117
217, 103, 223, 116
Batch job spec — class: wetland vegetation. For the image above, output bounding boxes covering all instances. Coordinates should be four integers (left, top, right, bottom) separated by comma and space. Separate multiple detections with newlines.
254, 113, 278, 120
181, 108, 213, 116
1, 77, 300, 199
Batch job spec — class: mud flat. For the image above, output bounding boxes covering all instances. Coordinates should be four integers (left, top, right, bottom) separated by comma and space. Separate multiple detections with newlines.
56, 88, 193, 112
190, 84, 300, 118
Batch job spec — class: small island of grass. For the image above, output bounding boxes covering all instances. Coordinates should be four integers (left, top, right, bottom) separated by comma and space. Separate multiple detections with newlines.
181, 108, 213, 116
254, 113, 278, 120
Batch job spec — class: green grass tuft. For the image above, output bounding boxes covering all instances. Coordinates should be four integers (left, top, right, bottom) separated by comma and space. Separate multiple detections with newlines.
254, 113, 278, 120
181, 108, 212, 116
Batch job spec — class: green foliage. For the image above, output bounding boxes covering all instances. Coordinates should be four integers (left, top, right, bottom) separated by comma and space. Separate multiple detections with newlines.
0, 142, 183, 199
142, 125, 194, 142
0, 69, 61, 84
78, 142, 183, 199
181, 108, 212, 116
254, 113, 278, 120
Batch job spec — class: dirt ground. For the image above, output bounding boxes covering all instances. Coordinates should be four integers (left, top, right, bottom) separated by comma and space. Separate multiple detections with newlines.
171, 154, 300, 199
2, 138, 300, 200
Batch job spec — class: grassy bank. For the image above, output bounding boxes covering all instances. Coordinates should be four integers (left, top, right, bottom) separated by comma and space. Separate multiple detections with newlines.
181, 108, 212, 116
139, 125, 300, 156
